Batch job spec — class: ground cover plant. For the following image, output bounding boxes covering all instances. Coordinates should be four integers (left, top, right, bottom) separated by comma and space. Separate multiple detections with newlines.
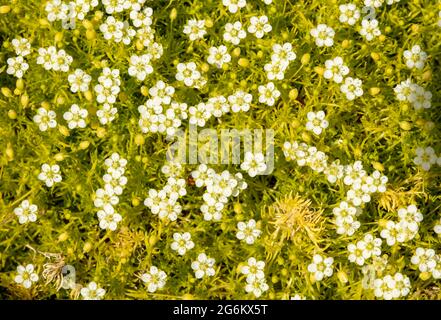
0, 0, 440, 300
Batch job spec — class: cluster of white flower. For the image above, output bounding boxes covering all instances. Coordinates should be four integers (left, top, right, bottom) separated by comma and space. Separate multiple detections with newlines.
100, 16, 136, 45
236, 219, 262, 244
333, 201, 362, 236
38, 163, 62, 187
264, 43, 296, 81
403, 45, 427, 70
128, 54, 153, 81
347, 233, 382, 266
7, 38, 30, 78
94, 68, 121, 105
394, 79, 432, 111
241, 257, 269, 297
33, 107, 58, 132
138, 82, 186, 136
140, 266, 167, 293
284, 141, 388, 235
14, 200, 38, 225
191, 253, 216, 279
373, 273, 411, 300
93, 153, 128, 231
307, 254, 334, 281
380, 205, 423, 246
144, 184, 183, 222
191, 165, 247, 221
80, 281, 106, 300
14, 264, 39, 289
36, 46, 73, 72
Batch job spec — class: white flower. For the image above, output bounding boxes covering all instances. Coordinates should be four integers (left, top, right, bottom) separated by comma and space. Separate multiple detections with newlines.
411, 248, 437, 273
333, 201, 361, 236
264, 60, 289, 81
241, 152, 267, 177
241, 257, 265, 282
158, 198, 182, 221
140, 266, 167, 293
403, 45, 427, 70
228, 90, 253, 112
191, 253, 216, 279
97, 104, 118, 125
14, 200, 38, 224
348, 242, 366, 266
171, 232, 195, 256
97, 205, 122, 231
207, 45, 231, 69
63, 104, 88, 129
80, 282, 106, 300
291, 294, 306, 300
183, 19, 206, 41
359, 19, 381, 41
130, 7, 153, 28
103, 172, 127, 196
223, 0, 246, 13
99, 16, 124, 42
189, 102, 212, 127
364, 0, 384, 8
208, 95, 230, 117
149, 81, 175, 106
38, 163, 62, 187
310, 24, 335, 47
68, 69, 91, 93
33, 108, 57, 132
413, 147, 437, 171
409, 85, 432, 110
223, 22, 246, 45
11, 37, 31, 56
307, 254, 334, 281
94, 68, 121, 105
94, 184, 119, 209
14, 264, 39, 289
305, 111, 329, 135
236, 219, 261, 244
324, 160, 344, 184
191, 164, 216, 188
175, 62, 202, 87
37, 47, 72, 72
258, 82, 281, 106
103, 152, 126, 175
163, 177, 187, 201
324, 57, 349, 83
397, 205, 423, 232
394, 79, 414, 102
374, 273, 411, 300
7, 56, 29, 78
128, 54, 153, 81
245, 277, 269, 298
271, 43, 296, 63
144, 189, 167, 214
45, 0, 69, 22
248, 16, 272, 39
340, 77, 363, 100
361, 233, 382, 259
339, 4, 360, 25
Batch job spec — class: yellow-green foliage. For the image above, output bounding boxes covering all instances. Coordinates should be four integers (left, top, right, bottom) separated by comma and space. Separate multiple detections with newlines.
0, 0, 440, 300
